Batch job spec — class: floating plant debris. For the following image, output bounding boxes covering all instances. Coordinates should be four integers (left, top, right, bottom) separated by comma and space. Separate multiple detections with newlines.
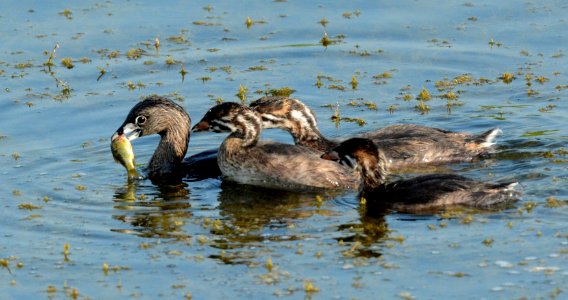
417, 87, 431, 101
59, 9, 72, 20
499, 72, 515, 84
180, 64, 188, 82
268, 87, 295, 97
245, 16, 253, 29
61, 57, 75, 69
236, 84, 247, 103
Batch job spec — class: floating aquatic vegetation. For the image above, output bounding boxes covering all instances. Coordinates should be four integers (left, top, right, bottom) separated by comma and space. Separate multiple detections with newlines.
328, 84, 346, 91
545, 196, 568, 208
320, 33, 331, 47
126, 48, 144, 60
319, 17, 328, 27
387, 104, 398, 114
12, 152, 20, 160
18, 203, 42, 210
440, 91, 459, 100
303, 280, 319, 293
180, 64, 188, 82
126, 81, 146, 90
245, 17, 253, 29
488, 38, 503, 48
247, 65, 267, 71
499, 72, 515, 84
59, 9, 72, 20
1, 258, 11, 274
60, 57, 74, 69
268, 87, 295, 97
108, 50, 120, 59
350, 75, 358, 90
538, 104, 556, 113
154, 36, 160, 51
266, 257, 273, 272
63, 243, 70, 261
521, 129, 558, 137
43, 44, 59, 70
236, 84, 247, 103
15, 62, 33, 69
428, 38, 452, 48
551, 51, 564, 58
198, 76, 211, 83
96, 66, 106, 81
165, 56, 177, 65
315, 76, 323, 88
167, 32, 190, 44
417, 87, 431, 101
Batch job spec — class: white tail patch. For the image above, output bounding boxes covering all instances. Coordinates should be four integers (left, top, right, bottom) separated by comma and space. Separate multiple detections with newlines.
479, 128, 503, 148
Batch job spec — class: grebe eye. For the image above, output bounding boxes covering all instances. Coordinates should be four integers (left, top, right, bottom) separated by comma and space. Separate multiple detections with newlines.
135, 115, 147, 125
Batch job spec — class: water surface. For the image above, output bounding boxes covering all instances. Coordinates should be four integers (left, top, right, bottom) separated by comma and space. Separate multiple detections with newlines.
1, 0, 567, 299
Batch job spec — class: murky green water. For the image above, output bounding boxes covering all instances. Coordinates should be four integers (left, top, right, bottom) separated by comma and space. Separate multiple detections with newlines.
1, 0, 567, 299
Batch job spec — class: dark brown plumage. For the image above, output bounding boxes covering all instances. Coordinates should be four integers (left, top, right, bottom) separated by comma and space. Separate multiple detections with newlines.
321, 138, 520, 213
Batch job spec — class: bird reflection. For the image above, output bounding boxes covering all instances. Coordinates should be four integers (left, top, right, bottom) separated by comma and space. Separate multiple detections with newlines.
214, 181, 339, 245
111, 181, 192, 239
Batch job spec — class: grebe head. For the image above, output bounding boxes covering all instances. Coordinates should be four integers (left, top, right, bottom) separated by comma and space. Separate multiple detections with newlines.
322, 138, 389, 189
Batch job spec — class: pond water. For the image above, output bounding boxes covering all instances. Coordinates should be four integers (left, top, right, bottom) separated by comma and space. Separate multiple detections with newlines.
1, 0, 567, 299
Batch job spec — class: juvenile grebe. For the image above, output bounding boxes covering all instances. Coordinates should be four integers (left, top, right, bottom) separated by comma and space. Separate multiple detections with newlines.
191, 102, 360, 191
112, 95, 220, 183
250, 96, 502, 170
321, 138, 520, 212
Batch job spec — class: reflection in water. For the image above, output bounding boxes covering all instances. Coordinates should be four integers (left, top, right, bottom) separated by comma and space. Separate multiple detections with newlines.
112, 181, 192, 239
336, 205, 390, 259
215, 182, 337, 243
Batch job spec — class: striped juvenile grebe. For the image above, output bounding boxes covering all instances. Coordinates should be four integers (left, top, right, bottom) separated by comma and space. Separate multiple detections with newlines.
191, 102, 360, 191
250, 96, 501, 170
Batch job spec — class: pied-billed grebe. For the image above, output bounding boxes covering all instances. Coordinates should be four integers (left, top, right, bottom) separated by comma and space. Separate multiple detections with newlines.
191, 102, 360, 191
250, 96, 502, 170
112, 95, 221, 183
321, 138, 520, 212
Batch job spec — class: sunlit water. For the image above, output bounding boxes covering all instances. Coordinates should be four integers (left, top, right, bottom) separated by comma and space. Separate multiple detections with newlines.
1, 0, 567, 299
